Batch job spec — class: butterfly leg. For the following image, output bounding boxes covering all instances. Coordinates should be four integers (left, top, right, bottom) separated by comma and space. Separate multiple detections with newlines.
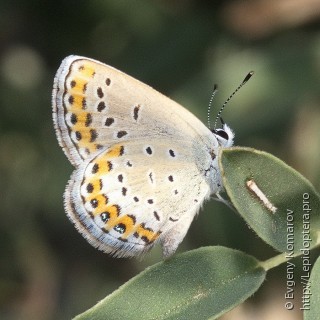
214, 193, 237, 213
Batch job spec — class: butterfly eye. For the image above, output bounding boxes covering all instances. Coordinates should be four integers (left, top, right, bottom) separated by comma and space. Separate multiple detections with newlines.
213, 129, 229, 141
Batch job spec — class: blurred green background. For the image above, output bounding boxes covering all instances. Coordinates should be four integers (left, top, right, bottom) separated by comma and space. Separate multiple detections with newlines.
1, 1, 319, 319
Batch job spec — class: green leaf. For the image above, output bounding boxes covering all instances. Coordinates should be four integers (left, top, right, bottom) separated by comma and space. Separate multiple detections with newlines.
219, 147, 320, 253
73, 247, 265, 320
305, 255, 320, 319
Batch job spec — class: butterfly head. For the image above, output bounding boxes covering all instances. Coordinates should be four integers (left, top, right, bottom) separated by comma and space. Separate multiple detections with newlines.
211, 119, 234, 148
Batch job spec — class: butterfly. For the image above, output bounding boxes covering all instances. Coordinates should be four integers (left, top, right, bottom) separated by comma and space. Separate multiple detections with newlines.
52, 55, 251, 258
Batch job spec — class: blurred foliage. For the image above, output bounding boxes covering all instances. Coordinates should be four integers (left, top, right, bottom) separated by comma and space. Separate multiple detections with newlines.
0, 1, 319, 319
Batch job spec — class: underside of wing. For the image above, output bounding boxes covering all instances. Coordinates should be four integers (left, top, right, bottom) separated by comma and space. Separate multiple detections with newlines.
52, 55, 212, 167
65, 140, 212, 258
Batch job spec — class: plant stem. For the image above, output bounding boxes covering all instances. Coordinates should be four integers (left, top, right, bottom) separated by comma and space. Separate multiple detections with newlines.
261, 231, 320, 271
260, 252, 299, 271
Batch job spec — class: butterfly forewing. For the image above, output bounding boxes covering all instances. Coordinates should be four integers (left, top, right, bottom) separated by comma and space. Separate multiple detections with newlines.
52, 56, 212, 167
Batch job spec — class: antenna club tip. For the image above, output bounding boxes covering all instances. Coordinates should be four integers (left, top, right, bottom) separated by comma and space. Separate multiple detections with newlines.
242, 71, 254, 84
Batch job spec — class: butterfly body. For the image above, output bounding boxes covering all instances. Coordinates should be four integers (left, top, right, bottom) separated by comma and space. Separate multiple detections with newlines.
52, 56, 234, 258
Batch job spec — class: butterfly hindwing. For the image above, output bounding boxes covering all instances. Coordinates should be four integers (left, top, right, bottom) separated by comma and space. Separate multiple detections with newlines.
65, 140, 211, 257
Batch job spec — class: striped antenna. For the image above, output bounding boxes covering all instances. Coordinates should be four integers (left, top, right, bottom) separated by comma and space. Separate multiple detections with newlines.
213, 71, 254, 129
207, 84, 218, 128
